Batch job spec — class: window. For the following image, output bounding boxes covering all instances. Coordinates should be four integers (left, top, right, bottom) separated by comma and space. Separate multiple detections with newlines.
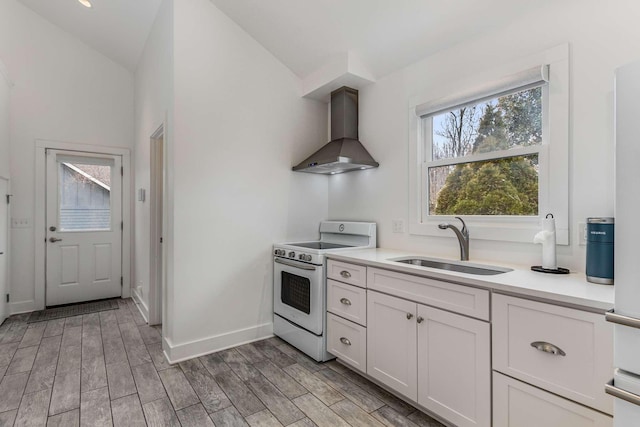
408, 45, 569, 244
426, 84, 544, 217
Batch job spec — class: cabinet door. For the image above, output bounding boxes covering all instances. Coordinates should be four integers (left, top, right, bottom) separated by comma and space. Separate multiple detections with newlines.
493, 372, 613, 427
417, 304, 490, 427
367, 290, 417, 400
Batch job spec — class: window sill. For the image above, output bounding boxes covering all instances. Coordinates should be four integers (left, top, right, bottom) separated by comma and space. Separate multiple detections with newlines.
409, 218, 569, 245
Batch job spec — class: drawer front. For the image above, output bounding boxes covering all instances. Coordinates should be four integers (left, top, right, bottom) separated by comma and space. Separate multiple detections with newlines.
493, 372, 612, 427
327, 279, 367, 326
326, 313, 366, 373
492, 294, 613, 414
327, 260, 367, 288
367, 267, 490, 320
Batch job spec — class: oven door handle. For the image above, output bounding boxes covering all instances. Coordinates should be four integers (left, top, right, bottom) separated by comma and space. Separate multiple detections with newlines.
275, 258, 317, 271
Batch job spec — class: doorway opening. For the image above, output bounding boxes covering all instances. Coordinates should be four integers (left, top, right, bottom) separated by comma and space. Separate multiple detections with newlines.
148, 125, 165, 326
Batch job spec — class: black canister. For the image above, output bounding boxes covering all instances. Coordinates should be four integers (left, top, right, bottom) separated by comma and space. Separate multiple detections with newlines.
586, 217, 614, 285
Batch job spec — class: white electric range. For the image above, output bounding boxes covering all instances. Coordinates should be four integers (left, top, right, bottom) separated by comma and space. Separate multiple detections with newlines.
273, 221, 376, 361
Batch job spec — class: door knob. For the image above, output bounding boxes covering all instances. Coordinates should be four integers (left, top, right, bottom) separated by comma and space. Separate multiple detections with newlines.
49, 237, 62, 243
406, 313, 414, 320
417, 316, 424, 324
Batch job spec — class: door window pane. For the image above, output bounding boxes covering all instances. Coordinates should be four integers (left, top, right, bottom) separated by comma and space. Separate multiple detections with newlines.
59, 162, 112, 231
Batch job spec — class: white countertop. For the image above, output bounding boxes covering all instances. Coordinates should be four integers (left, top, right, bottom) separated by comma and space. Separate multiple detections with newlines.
326, 248, 614, 312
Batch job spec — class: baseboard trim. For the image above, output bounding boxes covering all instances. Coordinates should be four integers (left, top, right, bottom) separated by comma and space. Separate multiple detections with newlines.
9, 300, 34, 315
163, 322, 274, 363
131, 290, 149, 323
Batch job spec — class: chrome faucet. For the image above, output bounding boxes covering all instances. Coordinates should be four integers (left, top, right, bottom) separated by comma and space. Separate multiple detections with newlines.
438, 217, 469, 261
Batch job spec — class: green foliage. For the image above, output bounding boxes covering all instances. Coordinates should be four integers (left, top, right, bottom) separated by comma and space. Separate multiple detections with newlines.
433, 87, 541, 215
498, 86, 542, 146
434, 157, 538, 215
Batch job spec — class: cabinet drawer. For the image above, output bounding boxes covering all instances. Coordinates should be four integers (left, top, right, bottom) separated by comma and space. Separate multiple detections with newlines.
326, 313, 366, 373
327, 260, 366, 288
492, 294, 613, 414
367, 267, 489, 320
327, 279, 367, 326
493, 372, 612, 427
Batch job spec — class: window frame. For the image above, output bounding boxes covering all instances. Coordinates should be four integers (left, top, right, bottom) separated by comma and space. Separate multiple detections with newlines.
408, 44, 569, 244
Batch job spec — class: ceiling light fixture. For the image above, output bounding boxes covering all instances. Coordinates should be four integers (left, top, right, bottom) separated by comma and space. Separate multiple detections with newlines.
78, 0, 92, 8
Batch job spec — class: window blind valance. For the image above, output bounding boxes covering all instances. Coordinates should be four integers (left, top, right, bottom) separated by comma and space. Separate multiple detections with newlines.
415, 64, 549, 118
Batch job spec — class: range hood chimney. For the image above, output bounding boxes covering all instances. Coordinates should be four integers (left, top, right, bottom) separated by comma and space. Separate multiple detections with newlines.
293, 87, 379, 174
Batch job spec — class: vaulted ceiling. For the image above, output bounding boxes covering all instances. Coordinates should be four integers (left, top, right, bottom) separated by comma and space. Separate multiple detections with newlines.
18, 0, 552, 78
19, 0, 162, 72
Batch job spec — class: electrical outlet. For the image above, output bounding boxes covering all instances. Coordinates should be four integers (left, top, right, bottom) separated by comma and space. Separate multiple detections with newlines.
11, 218, 31, 228
578, 222, 587, 246
392, 219, 405, 233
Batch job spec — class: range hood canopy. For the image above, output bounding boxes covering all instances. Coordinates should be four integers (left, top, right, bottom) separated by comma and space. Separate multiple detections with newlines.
293, 86, 379, 174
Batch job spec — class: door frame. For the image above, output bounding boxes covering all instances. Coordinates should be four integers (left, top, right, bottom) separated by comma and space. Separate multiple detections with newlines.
148, 124, 166, 326
0, 176, 10, 323
34, 140, 132, 310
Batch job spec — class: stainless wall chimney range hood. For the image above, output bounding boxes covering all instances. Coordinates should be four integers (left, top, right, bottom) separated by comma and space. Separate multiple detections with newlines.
293, 86, 379, 174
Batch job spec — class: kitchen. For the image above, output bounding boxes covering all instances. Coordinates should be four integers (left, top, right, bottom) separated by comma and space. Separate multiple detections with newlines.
0, 0, 639, 425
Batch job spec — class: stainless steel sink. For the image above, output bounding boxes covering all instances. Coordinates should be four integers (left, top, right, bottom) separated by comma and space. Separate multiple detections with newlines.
389, 257, 512, 276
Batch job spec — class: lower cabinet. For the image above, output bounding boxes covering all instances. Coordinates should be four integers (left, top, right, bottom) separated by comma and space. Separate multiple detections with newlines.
326, 312, 367, 372
367, 290, 418, 399
417, 304, 491, 427
493, 372, 613, 427
367, 290, 491, 427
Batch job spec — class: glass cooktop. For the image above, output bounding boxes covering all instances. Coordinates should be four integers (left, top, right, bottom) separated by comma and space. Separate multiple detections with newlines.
290, 242, 354, 250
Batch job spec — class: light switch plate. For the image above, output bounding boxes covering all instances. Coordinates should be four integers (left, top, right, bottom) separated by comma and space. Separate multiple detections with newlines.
392, 219, 405, 233
578, 222, 586, 246
11, 218, 31, 228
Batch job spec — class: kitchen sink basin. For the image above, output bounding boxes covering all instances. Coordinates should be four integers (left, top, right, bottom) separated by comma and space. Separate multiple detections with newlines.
389, 257, 512, 276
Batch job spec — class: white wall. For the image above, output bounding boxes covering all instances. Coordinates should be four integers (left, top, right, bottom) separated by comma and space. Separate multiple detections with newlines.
0, 63, 9, 179
0, 0, 134, 310
166, 0, 328, 359
329, 0, 640, 273
133, 0, 173, 321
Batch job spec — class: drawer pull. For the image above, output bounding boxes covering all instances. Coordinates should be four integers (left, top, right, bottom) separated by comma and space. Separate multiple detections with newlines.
406, 313, 414, 320
605, 309, 640, 330
340, 271, 351, 279
530, 341, 566, 356
340, 337, 352, 346
339, 298, 352, 306
416, 316, 424, 324
605, 378, 640, 407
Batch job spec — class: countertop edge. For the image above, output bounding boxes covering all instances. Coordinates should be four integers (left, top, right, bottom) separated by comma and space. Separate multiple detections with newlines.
326, 249, 614, 313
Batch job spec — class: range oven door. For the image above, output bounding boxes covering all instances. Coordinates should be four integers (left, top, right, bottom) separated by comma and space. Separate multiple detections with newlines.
274, 257, 324, 335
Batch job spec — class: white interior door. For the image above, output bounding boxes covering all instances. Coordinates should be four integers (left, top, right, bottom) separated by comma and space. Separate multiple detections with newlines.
0, 178, 8, 322
46, 150, 122, 306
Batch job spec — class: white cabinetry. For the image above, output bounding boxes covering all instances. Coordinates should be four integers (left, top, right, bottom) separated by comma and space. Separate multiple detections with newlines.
326, 260, 368, 373
492, 293, 613, 426
417, 304, 490, 427
493, 372, 612, 427
367, 289, 490, 427
367, 290, 418, 399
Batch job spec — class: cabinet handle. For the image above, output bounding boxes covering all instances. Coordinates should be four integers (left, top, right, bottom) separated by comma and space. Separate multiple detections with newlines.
530, 341, 566, 356
605, 379, 640, 407
340, 337, 351, 346
340, 271, 351, 279
339, 298, 351, 306
605, 309, 640, 330
406, 313, 414, 320
416, 316, 424, 324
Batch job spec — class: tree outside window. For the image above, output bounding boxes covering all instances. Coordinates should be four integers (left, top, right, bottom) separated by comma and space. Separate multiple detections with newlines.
426, 86, 542, 216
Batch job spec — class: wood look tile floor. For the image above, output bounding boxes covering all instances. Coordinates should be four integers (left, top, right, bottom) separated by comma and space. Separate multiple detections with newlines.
0, 299, 444, 427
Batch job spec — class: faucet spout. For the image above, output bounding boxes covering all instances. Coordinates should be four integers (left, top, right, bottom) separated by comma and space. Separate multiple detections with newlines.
438, 217, 469, 261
